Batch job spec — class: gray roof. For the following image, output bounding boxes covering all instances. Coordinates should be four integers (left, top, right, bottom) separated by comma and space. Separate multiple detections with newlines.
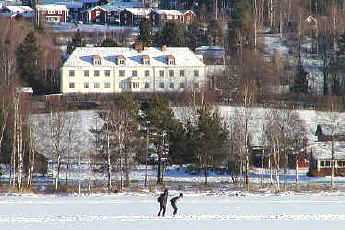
63, 47, 205, 68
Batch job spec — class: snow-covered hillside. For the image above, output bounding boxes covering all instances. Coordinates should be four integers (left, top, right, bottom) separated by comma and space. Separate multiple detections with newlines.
32, 106, 345, 159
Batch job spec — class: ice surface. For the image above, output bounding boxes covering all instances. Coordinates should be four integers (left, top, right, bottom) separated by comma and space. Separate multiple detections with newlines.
0, 192, 345, 230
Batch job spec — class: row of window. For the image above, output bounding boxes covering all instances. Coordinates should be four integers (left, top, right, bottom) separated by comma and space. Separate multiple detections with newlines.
69, 82, 200, 90
68, 69, 199, 78
69, 82, 111, 89
119, 82, 198, 89
46, 10, 64, 15
320, 160, 345, 168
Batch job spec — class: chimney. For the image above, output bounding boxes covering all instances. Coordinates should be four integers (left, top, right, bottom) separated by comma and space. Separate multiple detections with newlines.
133, 41, 144, 53
160, 44, 167, 51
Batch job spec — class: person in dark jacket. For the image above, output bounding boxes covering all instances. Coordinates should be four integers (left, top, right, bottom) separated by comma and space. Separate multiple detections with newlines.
157, 189, 168, 217
170, 193, 183, 216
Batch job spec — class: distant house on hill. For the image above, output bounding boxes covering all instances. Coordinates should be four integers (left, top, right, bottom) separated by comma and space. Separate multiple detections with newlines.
315, 124, 345, 142
82, 5, 107, 24
36, 4, 69, 25
120, 8, 151, 26
150, 9, 194, 26
0, 5, 34, 19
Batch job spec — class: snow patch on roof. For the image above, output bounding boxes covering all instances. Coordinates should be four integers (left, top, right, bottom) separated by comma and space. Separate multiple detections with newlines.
36, 4, 68, 11
64, 47, 205, 67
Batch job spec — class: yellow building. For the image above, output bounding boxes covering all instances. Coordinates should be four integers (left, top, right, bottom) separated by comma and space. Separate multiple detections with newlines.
61, 46, 206, 94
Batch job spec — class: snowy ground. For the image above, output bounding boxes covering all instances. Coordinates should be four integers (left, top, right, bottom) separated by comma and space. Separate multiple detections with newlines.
48, 23, 138, 33
0, 192, 345, 230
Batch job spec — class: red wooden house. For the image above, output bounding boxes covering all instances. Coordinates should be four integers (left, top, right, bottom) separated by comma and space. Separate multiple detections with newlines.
36, 4, 68, 25
83, 6, 107, 24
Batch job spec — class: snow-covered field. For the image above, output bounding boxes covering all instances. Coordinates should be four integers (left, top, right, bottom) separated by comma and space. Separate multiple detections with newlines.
0, 192, 345, 230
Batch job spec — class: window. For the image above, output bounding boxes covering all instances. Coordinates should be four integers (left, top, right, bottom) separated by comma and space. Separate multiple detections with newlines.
159, 82, 164, 88
194, 70, 199, 77
119, 70, 125, 77
69, 70, 75, 77
132, 82, 139, 88
105, 70, 111, 77
145, 82, 150, 88
118, 58, 125, 65
84, 70, 89, 77
159, 70, 164, 77
94, 82, 100, 88
169, 70, 174, 77
94, 70, 100, 77
143, 57, 150, 65
179, 82, 185, 89
169, 83, 174, 89
167, 56, 175, 65
180, 70, 185, 77
194, 82, 199, 89
69, 82, 75, 88
320, 160, 331, 168
93, 56, 102, 65
338, 161, 345, 168
145, 70, 150, 77
132, 70, 138, 77
104, 82, 111, 88
84, 82, 89, 88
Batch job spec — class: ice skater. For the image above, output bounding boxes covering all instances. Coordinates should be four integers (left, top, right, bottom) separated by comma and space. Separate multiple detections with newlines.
157, 189, 169, 217
170, 193, 183, 216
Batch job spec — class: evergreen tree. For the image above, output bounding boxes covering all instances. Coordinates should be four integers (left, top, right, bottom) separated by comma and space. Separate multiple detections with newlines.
99, 38, 120, 47
293, 55, 309, 94
156, 22, 185, 47
16, 32, 40, 84
138, 19, 153, 47
67, 30, 85, 55
141, 96, 181, 184
194, 105, 228, 184
208, 19, 224, 46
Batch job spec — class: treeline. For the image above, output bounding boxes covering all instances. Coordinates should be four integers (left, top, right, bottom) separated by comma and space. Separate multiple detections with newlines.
0, 18, 60, 191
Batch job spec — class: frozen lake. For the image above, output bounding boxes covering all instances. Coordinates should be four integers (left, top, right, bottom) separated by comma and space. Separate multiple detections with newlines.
0, 192, 345, 230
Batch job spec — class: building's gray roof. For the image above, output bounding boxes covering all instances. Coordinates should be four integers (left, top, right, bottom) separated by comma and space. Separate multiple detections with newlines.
311, 142, 345, 160
63, 47, 205, 68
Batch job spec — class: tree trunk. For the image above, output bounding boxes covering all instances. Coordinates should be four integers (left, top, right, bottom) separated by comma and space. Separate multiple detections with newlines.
204, 165, 208, 185
157, 155, 161, 185
55, 154, 61, 191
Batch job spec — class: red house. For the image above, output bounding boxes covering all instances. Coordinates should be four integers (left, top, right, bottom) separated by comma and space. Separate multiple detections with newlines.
36, 4, 68, 25
83, 6, 107, 24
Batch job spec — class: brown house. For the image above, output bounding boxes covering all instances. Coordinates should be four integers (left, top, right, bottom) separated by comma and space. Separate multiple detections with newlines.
151, 9, 194, 26
120, 8, 151, 26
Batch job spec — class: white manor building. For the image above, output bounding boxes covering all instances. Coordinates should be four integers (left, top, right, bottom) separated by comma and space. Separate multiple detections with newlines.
61, 46, 206, 93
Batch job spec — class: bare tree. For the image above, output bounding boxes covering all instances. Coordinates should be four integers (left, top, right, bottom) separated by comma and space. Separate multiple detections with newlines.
263, 106, 305, 191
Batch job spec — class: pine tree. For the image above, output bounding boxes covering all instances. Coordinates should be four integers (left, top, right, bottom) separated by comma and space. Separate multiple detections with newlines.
16, 32, 40, 84
293, 55, 309, 94
194, 105, 228, 185
157, 22, 185, 47
138, 19, 153, 47
67, 30, 85, 55
99, 38, 120, 47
